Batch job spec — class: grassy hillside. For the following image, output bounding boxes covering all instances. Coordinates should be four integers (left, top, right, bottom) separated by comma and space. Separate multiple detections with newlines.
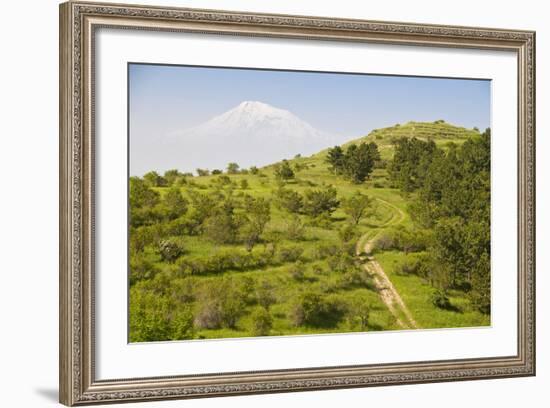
129, 120, 489, 342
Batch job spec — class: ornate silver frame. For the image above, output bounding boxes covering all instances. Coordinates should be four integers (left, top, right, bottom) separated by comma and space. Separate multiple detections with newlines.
59, 1, 536, 405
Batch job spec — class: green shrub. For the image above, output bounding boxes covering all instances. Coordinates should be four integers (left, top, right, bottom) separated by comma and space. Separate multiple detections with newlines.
277, 245, 304, 263
194, 278, 246, 329
255, 280, 277, 309
284, 215, 305, 240
158, 237, 185, 263
250, 307, 273, 336
129, 287, 195, 342
431, 289, 452, 310
313, 243, 340, 260
288, 261, 306, 281
290, 291, 346, 328
129, 253, 159, 284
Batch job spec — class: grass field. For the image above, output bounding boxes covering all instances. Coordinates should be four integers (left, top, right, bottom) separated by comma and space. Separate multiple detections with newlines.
129, 120, 490, 342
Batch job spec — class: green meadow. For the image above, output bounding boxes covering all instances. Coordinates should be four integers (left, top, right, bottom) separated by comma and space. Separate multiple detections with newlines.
129, 121, 491, 342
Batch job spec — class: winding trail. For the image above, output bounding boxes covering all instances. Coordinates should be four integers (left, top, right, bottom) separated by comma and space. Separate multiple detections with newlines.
356, 198, 419, 330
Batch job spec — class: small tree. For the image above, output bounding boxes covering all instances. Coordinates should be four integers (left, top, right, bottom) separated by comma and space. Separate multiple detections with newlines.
249, 166, 259, 175
274, 160, 295, 181
162, 186, 188, 220
129, 177, 160, 209
227, 162, 240, 174
326, 145, 345, 174
158, 238, 185, 263
275, 187, 303, 214
255, 280, 276, 310
250, 307, 273, 336
143, 171, 166, 187
203, 212, 238, 244
196, 168, 210, 177
240, 196, 271, 251
163, 169, 182, 186
347, 294, 371, 330
240, 179, 249, 189
303, 186, 339, 217
342, 192, 374, 225
284, 215, 305, 240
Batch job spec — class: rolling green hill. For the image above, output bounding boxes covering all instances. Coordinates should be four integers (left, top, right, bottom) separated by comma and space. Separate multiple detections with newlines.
129, 120, 489, 342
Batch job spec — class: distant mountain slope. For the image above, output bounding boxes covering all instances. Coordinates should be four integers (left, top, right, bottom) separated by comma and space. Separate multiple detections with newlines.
156, 101, 341, 174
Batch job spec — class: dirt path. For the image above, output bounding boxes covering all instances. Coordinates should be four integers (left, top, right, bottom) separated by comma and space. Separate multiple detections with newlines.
356, 198, 419, 330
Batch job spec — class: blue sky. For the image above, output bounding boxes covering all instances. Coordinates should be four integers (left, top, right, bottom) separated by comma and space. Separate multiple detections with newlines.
129, 63, 490, 175
129, 63, 490, 140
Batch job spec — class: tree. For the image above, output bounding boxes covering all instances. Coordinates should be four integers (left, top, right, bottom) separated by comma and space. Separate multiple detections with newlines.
240, 196, 271, 251
240, 179, 249, 189
303, 186, 339, 217
343, 143, 376, 183
163, 169, 183, 186
129, 177, 160, 209
143, 171, 166, 187
274, 160, 295, 181
327, 143, 378, 183
161, 186, 188, 220
186, 192, 216, 231
347, 294, 371, 330
469, 252, 491, 314
342, 192, 374, 225
326, 145, 345, 174
203, 212, 238, 244
249, 166, 259, 175
129, 286, 195, 342
274, 187, 303, 214
194, 278, 247, 329
255, 280, 276, 310
196, 168, 210, 176
284, 214, 305, 240
290, 291, 346, 328
227, 162, 240, 174
250, 307, 273, 336
129, 177, 161, 228
158, 237, 185, 263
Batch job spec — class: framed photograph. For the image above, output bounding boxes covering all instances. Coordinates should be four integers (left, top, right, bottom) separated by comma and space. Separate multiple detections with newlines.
59, 1, 536, 405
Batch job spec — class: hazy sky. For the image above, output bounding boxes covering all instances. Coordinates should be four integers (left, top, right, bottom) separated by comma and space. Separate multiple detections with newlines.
129, 63, 490, 174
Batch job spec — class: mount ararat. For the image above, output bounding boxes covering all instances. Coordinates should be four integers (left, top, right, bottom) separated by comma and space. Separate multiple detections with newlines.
133, 101, 344, 175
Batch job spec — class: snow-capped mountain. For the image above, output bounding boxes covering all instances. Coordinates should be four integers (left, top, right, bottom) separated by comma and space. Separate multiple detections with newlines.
148, 101, 341, 174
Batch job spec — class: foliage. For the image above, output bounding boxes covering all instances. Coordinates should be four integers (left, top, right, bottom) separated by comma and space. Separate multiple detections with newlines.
342, 192, 374, 225
194, 277, 247, 329
274, 160, 295, 180
239, 196, 271, 251
143, 171, 167, 187
196, 168, 210, 176
128, 121, 492, 341
388, 129, 491, 313
346, 293, 371, 330
302, 186, 339, 217
129, 286, 194, 342
326, 142, 379, 183
250, 307, 273, 336
274, 187, 303, 214
255, 280, 276, 310
284, 215, 305, 240
158, 237, 185, 263
290, 291, 346, 328
227, 162, 240, 174
431, 289, 452, 310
